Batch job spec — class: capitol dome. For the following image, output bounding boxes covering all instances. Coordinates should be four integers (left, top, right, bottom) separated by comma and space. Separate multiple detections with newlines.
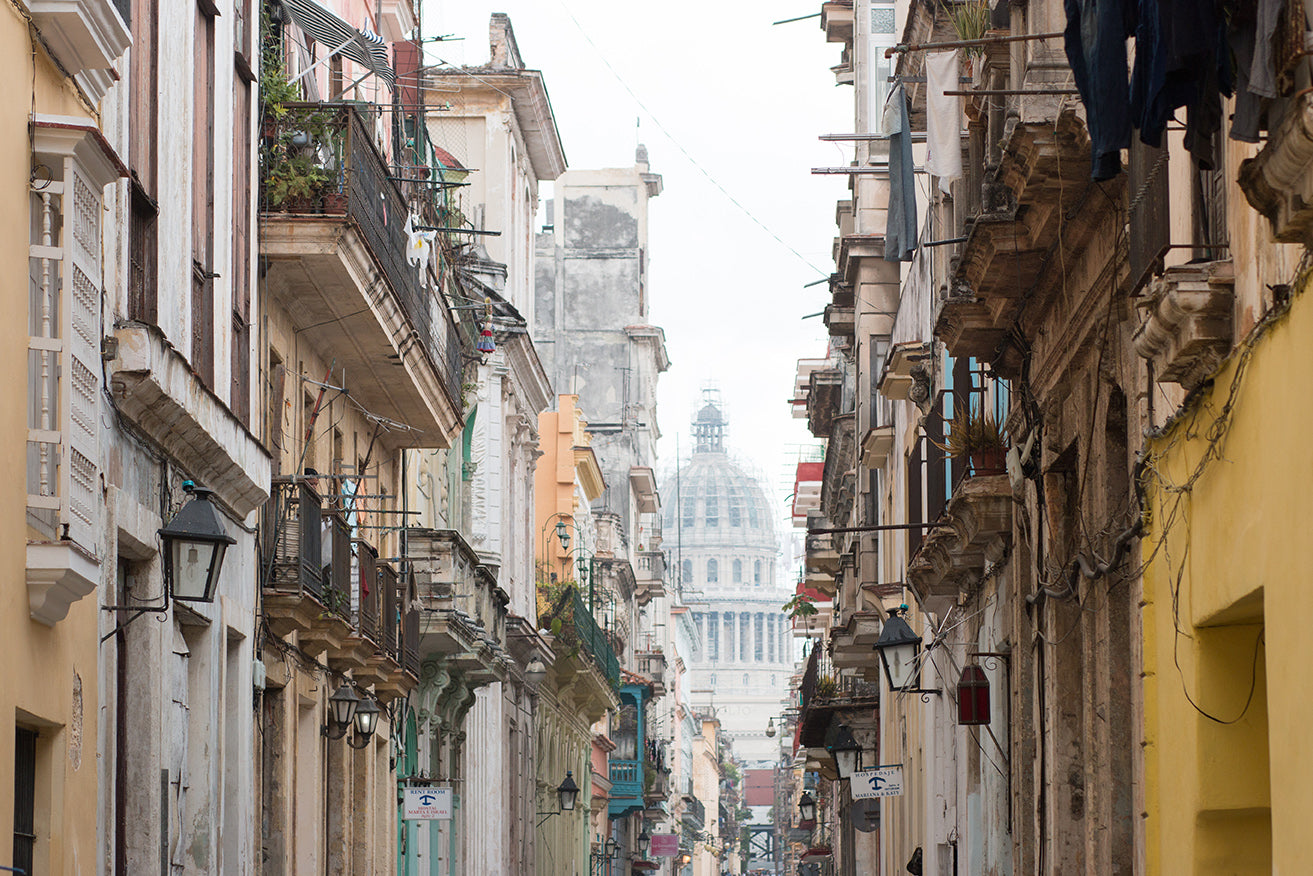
661, 394, 792, 767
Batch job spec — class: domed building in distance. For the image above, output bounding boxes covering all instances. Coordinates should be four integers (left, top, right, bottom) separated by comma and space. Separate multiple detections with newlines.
662, 394, 792, 767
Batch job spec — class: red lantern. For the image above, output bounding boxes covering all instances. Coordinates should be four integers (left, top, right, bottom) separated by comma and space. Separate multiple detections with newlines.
957, 664, 990, 725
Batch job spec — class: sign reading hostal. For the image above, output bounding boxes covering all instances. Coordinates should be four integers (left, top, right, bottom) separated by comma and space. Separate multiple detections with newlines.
403, 787, 453, 820
850, 765, 904, 800
649, 833, 680, 857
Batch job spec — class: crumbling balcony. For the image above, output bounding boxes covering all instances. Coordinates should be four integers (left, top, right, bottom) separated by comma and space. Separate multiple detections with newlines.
907, 474, 1013, 615
260, 102, 463, 449
935, 111, 1122, 374
634, 551, 666, 605
635, 647, 668, 697
797, 640, 878, 768
407, 528, 511, 686
829, 611, 883, 671
1133, 260, 1235, 391
806, 368, 843, 439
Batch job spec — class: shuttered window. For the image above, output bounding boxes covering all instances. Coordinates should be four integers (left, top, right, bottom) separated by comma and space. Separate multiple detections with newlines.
13, 727, 36, 875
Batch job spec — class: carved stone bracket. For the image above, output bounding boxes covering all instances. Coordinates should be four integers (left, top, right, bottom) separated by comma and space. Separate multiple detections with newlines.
1132, 260, 1234, 391
907, 475, 1013, 614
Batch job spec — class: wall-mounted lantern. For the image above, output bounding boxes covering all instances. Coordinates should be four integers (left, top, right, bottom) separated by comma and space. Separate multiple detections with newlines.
827, 724, 861, 779
957, 664, 991, 725
873, 607, 941, 697
159, 482, 235, 602
798, 791, 817, 823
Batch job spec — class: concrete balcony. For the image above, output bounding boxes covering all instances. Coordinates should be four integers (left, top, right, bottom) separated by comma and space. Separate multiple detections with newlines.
935, 112, 1122, 375
860, 425, 894, 469
877, 341, 931, 402
635, 649, 668, 697
30, 0, 130, 100
806, 368, 843, 439
821, 1, 853, 46
829, 611, 883, 671
907, 474, 1012, 615
1240, 91, 1313, 245
260, 103, 463, 450
1133, 260, 1235, 392
634, 551, 666, 605
407, 528, 511, 686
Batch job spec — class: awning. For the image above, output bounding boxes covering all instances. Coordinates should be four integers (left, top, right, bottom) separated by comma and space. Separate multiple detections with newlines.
280, 0, 395, 88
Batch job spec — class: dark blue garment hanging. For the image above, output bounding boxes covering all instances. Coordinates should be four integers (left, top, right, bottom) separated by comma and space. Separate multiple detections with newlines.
885, 83, 919, 262
1064, 0, 1137, 181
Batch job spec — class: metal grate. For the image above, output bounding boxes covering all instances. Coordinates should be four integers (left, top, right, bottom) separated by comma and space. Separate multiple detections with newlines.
13, 727, 36, 876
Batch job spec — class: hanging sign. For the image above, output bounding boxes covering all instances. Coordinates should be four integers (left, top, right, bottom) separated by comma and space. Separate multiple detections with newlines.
403, 787, 453, 820
850, 765, 904, 799
649, 833, 680, 857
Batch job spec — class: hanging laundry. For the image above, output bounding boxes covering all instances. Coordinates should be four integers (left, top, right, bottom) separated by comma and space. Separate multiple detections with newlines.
405, 212, 437, 269
1063, 0, 1136, 180
884, 83, 919, 262
925, 51, 963, 194
1129, 0, 1231, 168
1230, 0, 1283, 143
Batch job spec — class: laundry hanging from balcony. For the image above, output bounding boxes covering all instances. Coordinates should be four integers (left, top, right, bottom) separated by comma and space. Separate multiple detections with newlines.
884, 82, 918, 262
925, 51, 963, 193
1063, 0, 1234, 179
280, 0, 396, 89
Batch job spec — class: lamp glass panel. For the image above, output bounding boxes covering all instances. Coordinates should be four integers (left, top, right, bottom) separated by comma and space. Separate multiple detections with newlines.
835, 747, 859, 778
355, 700, 379, 736
881, 640, 919, 690
171, 538, 218, 601
328, 685, 358, 727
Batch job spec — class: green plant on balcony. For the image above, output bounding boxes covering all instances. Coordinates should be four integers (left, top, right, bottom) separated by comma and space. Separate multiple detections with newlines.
946, 0, 991, 58
815, 674, 839, 699
939, 410, 1008, 474
783, 592, 819, 619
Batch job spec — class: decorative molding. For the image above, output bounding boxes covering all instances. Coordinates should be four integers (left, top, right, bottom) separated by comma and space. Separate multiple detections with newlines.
27, 541, 99, 625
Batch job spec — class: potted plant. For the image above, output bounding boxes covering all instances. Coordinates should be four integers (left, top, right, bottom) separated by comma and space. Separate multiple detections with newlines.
941, 410, 1008, 474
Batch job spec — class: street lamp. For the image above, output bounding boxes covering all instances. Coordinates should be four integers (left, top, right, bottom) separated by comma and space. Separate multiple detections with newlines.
348, 696, 381, 749
873, 607, 941, 696
322, 683, 359, 738
604, 837, 620, 858
159, 482, 235, 602
557, 770, 580, 811
827, 724, 861, 779
797, 791, 817, 823
638, 827, 651, 855
766, 716, 776, 737
555, 518, 571, 551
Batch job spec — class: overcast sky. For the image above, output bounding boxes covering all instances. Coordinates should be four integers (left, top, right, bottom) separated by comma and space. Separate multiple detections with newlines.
423, 0, 852, 518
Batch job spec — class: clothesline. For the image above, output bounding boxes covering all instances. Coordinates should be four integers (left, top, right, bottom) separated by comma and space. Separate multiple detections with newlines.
884, 30, 1065, 59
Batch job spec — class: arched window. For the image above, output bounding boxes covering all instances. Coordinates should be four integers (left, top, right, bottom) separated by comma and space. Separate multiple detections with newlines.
732, 559, 742, 582
682, 559, 693, 585
742, 673, 750, 687
707, 558, 719, 582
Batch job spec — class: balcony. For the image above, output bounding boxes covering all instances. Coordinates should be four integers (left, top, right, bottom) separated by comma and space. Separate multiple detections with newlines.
635, 647, 668, 697
907, 474, 1013, 615
806, 368, 843, 438
634, 551, 666, 605
935, 111, 1121, 375
407, 528, 510, 686
262, 478, 413, 696
681, 794, 706, 830
609, 682, 652, 818
30, 0, 131, 100
797, 641, 879, 769
539, 586, 620, 723
260, 103, 463, 449
829, 611, 884, 671
1133, 260, 1235, 391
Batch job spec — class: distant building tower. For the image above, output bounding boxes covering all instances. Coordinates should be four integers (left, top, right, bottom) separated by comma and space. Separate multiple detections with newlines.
663, 392, 791, 766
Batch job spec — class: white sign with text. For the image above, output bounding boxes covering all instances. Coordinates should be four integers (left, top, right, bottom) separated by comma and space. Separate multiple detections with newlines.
850, 766, 903, 799
403, 787, 453, 820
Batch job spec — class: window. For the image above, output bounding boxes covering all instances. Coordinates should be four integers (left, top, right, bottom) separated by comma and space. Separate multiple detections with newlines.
754, 561, 762, 585
742, 673, 749, 687
708, 612, 719, 661
723, 613, 734, 662
191, 0, 217, 387
705, 483, 718, 527
707, 559, 718, 583
13, 726, 36, 875
755, 613, 765, 661
732, 559, 742, 583
728, 485, 742, 527
682, 495, 695, 528
739, 614, 750, 661
682, 559, 692, 586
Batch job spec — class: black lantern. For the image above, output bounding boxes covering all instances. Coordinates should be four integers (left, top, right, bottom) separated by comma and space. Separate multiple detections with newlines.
557, 770, 580, 811
158, 483, 235, 602
322, 684, 360, 739
798, 791, 817, 823
638, 827, 651, 854
346, 696, 381, 749
766, 717, 776, 738
555, 519, 571, 551
827, 724, 861, 779
604, 838, 619, 858
873, 608, 923, 691
957, 664, 990, 725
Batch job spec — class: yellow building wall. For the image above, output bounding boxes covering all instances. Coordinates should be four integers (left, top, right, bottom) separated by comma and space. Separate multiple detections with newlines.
1142, 280, 1313, 875
0, 4, 112, 873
